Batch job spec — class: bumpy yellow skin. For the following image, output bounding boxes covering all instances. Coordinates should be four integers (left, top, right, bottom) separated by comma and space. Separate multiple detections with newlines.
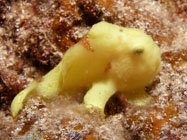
11, 22, 161, 117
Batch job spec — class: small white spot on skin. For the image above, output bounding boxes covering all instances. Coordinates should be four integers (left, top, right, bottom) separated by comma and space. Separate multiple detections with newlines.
85, 70, 89, 74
